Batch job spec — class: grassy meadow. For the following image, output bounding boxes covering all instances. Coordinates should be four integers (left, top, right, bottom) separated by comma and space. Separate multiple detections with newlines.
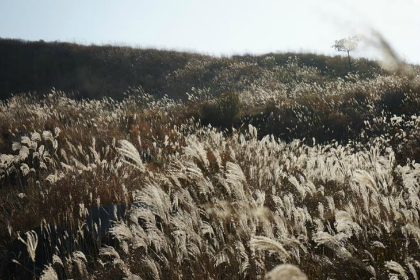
1, 39, 420, 279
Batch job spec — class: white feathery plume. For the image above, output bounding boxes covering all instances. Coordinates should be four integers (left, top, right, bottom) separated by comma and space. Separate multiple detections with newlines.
334, 210, 361, 236
184, 137, 209, 168
70, 251, 88, 278
99, 245, 119, 260
172, 229, 187, 261
42, 131, 54, 143
402, 224, 420, 246
385, 261, 408, 280
226, 162, 246, 182
40, 264, 58, 280
99, 246, 122, 265
288, 175, 306, 198
407, 262, 418, 280
31, 132, 42, 142
19, 145, 30, 161
234, 241, 249, 276
143, 258, 160, 280
254, 189, 266, 207
46, 172, 65, 184
18, 230, 38, 262
351, 169, 379, 194
265, 264, 307, 280
366, 265, 376, 278
225, 162, 247, 200
372, 241, 386, 249
318, 203, 324, 219
38, 145, 45, 157
20, 163, 30, 176
325, 196, 335, 215
20, 136, 32, 146
201, 221, 215, 237
54, 127, 61, 137
214, 249, 230, 267
248, 124, 258, 139
187, 242, 201, 261
12, 142, 21, 151
117, 140, 145, 172
313, 218, 325, 233
109, 222, 133, 242
52, 254, 64, 268
313, 232, 340, 248
250, 236, 291, 260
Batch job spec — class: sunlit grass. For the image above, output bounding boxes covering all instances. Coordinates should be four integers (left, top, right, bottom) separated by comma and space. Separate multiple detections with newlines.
0, 56, 420, 279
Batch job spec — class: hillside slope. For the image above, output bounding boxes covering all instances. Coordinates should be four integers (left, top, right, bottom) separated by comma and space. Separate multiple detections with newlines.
0, 38, 383, 100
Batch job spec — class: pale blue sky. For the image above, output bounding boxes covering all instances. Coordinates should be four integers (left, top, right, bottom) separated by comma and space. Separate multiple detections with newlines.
1, 0, 419, 63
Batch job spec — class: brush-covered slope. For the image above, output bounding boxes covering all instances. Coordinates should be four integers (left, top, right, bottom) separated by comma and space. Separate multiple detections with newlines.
0, 38, 383, 100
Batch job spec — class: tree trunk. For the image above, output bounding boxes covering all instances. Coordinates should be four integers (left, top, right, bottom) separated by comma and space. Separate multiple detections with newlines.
347, 50, 352, 72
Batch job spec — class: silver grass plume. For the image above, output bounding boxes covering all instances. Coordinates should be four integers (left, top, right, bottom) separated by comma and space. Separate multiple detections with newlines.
117, 140, 145, 172
20, 163, 30, 176
313, 232, 340, 247
407, 261, 418, 280
70, 251, 89, 278
42, 131, 54, 143
250, 236, 291, 260
234, 241, 249, 276
351, 169, 379, 194
334, 210, 361, 236
184, 137, 209, 168
31, 132, 42, 142
17, 230, 38, 263
265, 264, 307, 280
385, 261, 408, 280
143, 258, 160, 280
402, 224, 420, 246
40, 264, 58, 280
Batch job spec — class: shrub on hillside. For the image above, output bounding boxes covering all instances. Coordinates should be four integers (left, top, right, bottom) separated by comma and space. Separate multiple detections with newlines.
200, 92, 241, 129
379, 81, 420, 115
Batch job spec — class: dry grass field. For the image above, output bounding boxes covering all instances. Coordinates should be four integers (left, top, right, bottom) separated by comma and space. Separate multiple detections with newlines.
1, 49, 420, 279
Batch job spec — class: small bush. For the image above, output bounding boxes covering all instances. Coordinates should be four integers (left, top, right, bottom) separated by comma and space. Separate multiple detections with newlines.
201, 92, 241, 129
379, 81, 420, 115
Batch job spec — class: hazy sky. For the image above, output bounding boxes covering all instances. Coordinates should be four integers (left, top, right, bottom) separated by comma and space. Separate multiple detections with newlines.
1, 0, 419, 63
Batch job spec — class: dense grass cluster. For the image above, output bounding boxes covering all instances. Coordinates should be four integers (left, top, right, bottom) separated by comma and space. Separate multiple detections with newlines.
1, 47, 420, 279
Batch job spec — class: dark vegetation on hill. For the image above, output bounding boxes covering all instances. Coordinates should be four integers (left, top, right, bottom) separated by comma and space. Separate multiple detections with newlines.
0, 38, 383, 100
0, 38, 420, 149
